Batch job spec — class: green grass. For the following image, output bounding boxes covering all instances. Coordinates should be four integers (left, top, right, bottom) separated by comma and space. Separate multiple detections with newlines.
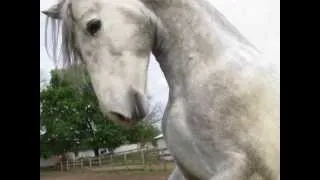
41, 163, 175, 178
97, 170, 172, 176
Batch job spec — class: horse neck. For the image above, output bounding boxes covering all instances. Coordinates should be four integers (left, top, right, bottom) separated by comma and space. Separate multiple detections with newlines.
147, 0, 253, 97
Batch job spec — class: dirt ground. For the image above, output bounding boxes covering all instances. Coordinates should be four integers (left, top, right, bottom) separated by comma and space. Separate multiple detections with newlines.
41, 170, 171, 180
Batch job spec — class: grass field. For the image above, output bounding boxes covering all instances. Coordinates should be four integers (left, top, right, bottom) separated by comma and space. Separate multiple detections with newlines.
90, 162, 175, 172
41, 165, 174, 180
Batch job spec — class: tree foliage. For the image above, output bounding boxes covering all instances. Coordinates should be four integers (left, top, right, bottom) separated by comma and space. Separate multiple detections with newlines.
126, 121, 160, 147
40, 71, 86, 158
40, 67, 160, 158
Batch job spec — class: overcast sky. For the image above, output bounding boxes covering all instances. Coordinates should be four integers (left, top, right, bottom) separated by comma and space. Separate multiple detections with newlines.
40, 0, 279, 112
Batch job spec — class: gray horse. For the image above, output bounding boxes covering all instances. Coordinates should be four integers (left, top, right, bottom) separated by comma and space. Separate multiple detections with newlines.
42, 0, 280, 179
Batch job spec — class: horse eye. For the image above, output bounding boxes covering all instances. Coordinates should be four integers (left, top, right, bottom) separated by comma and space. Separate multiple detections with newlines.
86, 19, 101, 36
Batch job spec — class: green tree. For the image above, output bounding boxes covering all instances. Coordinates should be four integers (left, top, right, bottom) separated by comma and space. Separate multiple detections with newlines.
125, 121, 160, 148
40, 68, 128, 158
40, 66, 161, 158
40, 71, 84, 158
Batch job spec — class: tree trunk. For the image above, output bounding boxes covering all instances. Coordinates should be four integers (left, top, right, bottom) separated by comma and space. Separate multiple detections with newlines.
74, 151, 79, 158
94, 148, 99, 157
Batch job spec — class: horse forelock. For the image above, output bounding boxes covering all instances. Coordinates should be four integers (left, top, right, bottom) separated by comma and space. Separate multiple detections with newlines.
44, 0, 83, 69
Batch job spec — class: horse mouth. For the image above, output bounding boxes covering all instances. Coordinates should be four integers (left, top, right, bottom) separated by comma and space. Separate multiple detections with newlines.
109, 112, 133, 126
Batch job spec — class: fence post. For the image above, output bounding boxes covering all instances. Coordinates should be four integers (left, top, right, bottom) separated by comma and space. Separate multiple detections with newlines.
66, 160, 69, 171
141, 149, 146, 171
147, 149, 152, 171
81, 159, 83, 168
124, 153, 128, 170
99, 157, 102, 166
148, 150, 152, 171
163, 159, 167, 171
110, 154, 113, 170
60, 161, 63, 172
141, 149, 145, 165
73, 160, 75, 169
89, 158, 92, 168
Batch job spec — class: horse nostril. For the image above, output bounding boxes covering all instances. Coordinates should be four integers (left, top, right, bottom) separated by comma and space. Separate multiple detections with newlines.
131, 90, 148, 120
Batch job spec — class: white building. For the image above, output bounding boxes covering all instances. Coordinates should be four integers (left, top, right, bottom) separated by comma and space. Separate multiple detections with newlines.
40, 156, 60, 168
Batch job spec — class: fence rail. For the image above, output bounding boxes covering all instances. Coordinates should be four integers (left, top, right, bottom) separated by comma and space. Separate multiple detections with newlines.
56, 148, 174, 172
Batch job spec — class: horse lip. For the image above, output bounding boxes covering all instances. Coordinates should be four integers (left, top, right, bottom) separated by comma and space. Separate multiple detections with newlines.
109, 111, 132, 125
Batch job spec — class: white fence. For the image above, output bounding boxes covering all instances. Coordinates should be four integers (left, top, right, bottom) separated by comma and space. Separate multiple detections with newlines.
55, 148, 174, 172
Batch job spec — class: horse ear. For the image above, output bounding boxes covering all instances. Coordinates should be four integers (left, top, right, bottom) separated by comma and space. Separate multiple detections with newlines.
42, 3, 62, 19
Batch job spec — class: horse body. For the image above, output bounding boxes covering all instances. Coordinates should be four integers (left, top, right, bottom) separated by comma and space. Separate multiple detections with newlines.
42, 0, 280, 179
145, 1, 279, 179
